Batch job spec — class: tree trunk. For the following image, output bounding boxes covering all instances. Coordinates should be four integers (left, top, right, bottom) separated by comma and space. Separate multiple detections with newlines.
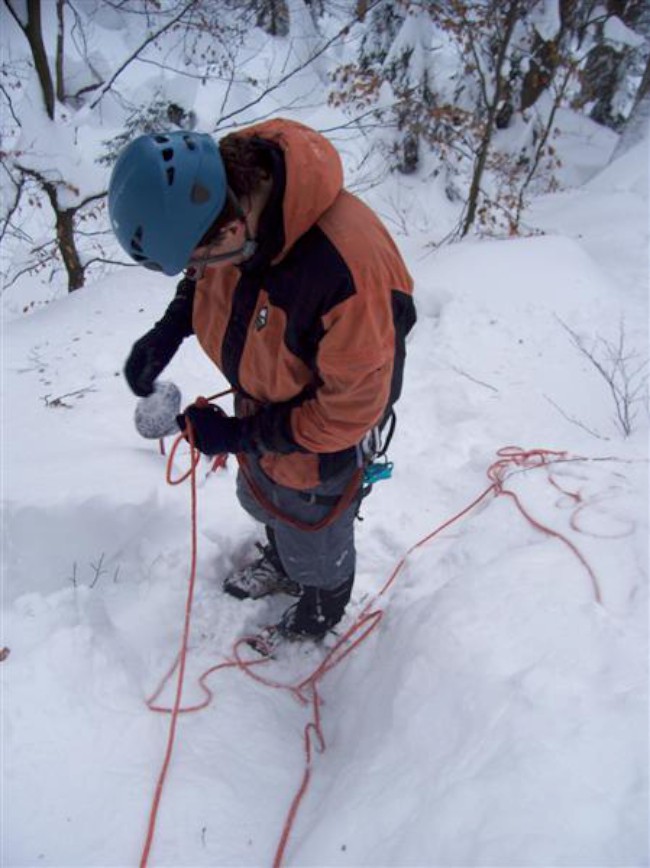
4, 0, 56, 119
256, 0, 290, 37
25, 0, 56, 119
633, 49, 650, 104
461, 0, 521, 236
515, 67, 572, 223
55, 0, 65, 104
612, 52, 650, 157
521, 33, 557, 111
57, 208, 85, 291
583, 43, 626, 129
21, 166, 87, 291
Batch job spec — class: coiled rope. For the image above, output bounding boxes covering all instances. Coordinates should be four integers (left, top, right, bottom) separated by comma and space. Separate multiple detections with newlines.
139, 441, 612, 867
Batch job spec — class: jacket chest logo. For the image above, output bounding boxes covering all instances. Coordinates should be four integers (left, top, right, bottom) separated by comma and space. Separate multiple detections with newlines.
254, 304, 269, 331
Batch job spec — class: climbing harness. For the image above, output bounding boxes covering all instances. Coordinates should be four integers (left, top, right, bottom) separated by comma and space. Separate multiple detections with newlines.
237, 453, 364, 532
165, 392, 399, 532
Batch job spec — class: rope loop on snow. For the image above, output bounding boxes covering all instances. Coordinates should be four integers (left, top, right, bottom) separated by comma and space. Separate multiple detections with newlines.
485, 447, 603, 605
140, 443, 614, 866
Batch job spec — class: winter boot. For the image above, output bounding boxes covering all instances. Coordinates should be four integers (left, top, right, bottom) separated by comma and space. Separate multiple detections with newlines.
223, 529, 301, 600
276, 575, 354, 641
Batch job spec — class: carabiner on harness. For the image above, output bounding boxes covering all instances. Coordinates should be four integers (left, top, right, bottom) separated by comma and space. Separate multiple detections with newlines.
356, 411, 398, 519
364, 459, 394, 485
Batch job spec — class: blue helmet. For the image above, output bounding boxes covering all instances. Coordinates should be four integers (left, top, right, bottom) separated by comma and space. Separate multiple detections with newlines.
108, 131, 226, 276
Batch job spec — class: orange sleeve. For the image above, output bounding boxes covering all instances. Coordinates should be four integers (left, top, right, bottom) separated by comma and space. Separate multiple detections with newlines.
290, 291, 395, 452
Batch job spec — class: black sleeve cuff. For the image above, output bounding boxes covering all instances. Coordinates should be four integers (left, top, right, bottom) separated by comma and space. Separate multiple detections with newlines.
238, 405, 307, 455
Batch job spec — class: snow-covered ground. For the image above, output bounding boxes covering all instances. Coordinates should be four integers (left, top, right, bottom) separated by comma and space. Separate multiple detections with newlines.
2, 76, 649, 868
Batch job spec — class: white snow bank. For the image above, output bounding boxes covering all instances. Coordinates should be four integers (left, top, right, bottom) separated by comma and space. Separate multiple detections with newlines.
3, 127, 648, 868
587, 134, 649, 195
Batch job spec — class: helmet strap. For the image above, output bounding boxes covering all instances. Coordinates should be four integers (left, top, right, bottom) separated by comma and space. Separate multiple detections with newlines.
185, 226, 257, 277
184, 188, 259, 277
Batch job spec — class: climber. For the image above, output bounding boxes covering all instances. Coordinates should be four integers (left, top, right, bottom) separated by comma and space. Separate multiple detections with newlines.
108, 118, 415, 642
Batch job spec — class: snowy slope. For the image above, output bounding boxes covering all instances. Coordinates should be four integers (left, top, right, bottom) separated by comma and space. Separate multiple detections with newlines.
3, 124, 649, 868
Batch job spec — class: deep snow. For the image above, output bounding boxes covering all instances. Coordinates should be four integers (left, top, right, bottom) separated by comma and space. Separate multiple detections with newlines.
1, 15, 649, 862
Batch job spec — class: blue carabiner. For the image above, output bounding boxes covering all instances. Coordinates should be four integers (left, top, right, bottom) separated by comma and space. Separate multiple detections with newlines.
364, 460, 394, 485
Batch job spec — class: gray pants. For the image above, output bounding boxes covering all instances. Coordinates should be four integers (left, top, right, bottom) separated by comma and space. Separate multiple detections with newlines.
236, 455, 359, 590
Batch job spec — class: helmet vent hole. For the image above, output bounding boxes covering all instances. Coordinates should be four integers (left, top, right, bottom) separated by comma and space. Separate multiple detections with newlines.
166, 167, 175, 186
162, 148, 174, 162
191, 183, 210, 204
131, 225, 144, 253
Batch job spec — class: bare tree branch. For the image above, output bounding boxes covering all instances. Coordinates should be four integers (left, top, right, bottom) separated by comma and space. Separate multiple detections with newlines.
544, 394, 611, 441
84, 256, 136, 269
132, 55, 235, 82
1, 256, 56, 293
451, 364, 499, 393
466, 22, 490, 108
0, 80, 22, 128
79, 190, 107, 208
88, 0, 198, 110
0, 167, 24, 245
43, 386, 97, 409
557, 317, 649, 437
89, 552, 107, 588
213, 0, 386, 129
3, 0, 26, 34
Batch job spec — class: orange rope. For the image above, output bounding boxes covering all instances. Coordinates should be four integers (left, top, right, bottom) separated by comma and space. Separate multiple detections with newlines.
140, 443, 608, 867
139, 422, 200, 868
486, 447, 603, 604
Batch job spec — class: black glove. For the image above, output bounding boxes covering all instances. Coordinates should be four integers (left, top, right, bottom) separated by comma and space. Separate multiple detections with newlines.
177, 404, 244, 455
177, 398, 308, 457
124, 278, 195, 397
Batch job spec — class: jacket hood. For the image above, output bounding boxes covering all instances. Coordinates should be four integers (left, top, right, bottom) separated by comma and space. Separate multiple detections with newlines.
236, 119, 343, 261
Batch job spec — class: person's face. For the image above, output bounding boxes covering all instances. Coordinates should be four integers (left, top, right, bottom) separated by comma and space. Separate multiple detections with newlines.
185, 219, 248, 278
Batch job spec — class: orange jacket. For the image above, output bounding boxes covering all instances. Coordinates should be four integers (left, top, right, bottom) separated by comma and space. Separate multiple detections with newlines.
193, 119, 415, 490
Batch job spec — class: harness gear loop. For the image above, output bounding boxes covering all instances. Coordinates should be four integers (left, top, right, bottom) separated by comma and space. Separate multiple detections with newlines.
356, 410, 398, 516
